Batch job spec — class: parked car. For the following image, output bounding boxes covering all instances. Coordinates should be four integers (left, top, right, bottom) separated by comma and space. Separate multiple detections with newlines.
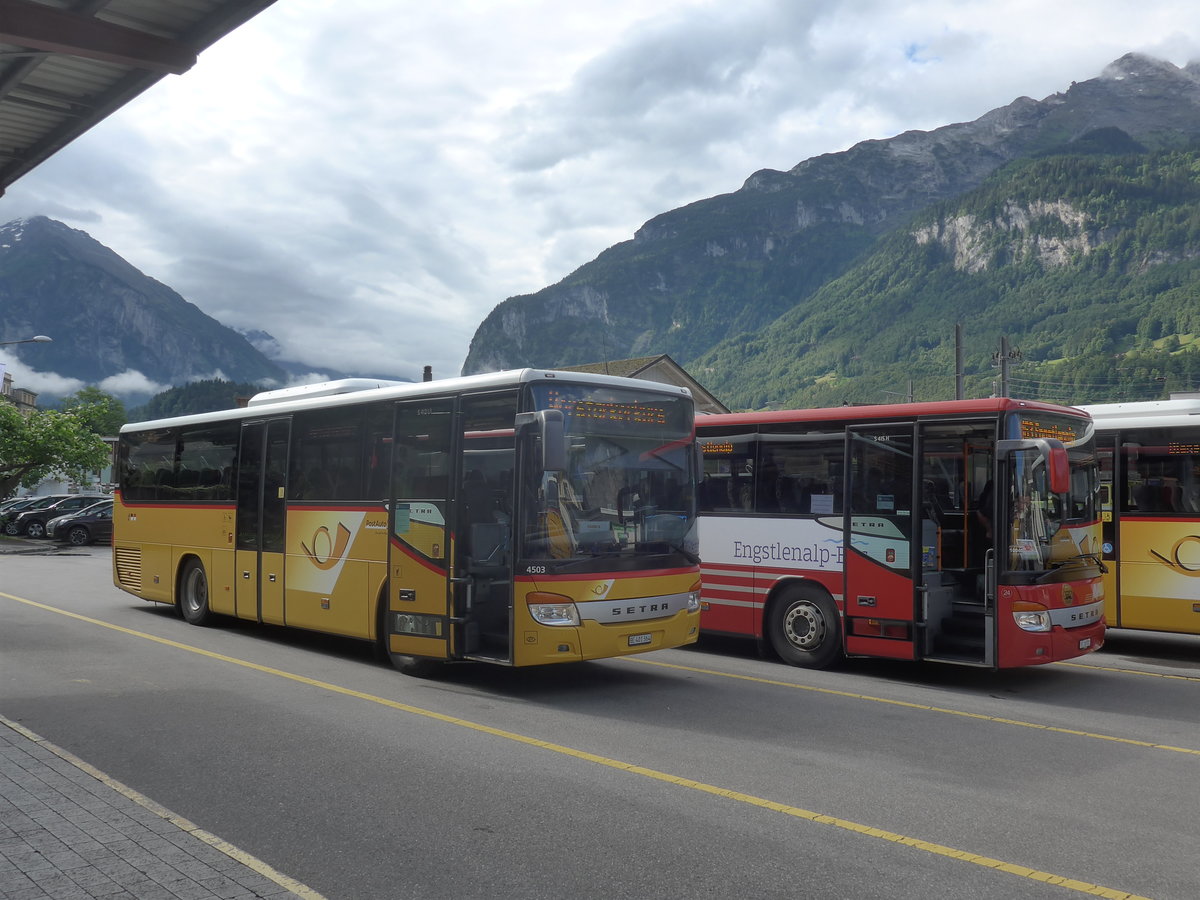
1, 494, 71, 534
49, 499, 114, 546
0, 496, 36, 519
8, 494, 109, 538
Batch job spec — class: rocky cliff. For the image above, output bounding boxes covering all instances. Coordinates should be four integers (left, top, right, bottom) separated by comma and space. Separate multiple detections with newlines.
462, 54, 1200, 383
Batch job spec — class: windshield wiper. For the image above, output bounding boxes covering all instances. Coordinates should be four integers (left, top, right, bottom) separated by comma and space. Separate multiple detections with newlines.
1035, 552, 1108, 583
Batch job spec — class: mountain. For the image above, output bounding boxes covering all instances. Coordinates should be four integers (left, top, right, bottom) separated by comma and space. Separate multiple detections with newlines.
699, 144, 1200, 408
0, 216, 286, 396
234, 326, 408, 384
462, 53, 1200, 406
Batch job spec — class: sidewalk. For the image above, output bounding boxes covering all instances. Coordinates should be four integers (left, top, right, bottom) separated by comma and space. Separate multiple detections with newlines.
0, 536, 51, 554
1, 716, 324, 899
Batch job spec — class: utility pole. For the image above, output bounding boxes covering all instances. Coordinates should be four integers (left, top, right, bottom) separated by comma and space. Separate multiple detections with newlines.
881, 381, 915, 403
991, 336, 1022, 398
955, 323, 964, 400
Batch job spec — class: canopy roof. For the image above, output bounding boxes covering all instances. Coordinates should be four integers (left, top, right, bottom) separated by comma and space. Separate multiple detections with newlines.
0, 0, 276, 196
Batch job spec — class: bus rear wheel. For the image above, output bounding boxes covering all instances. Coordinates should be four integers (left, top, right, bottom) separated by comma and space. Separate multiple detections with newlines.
179, 559, 213, 626
767, 587, 840, 669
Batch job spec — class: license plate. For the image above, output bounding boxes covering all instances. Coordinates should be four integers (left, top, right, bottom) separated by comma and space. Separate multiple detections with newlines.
1079, 638, 1092, 650
628, 633, 652, 647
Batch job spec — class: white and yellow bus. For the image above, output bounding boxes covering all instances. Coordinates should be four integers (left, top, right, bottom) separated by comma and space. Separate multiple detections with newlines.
113, 370, 702, 673
1080, 395, 1200, 635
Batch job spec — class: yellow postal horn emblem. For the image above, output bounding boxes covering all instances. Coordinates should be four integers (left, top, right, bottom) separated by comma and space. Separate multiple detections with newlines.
301, 522, 353, 570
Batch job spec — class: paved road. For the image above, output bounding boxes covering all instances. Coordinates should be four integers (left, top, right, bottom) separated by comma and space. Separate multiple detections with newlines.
3, 544, 1199, 899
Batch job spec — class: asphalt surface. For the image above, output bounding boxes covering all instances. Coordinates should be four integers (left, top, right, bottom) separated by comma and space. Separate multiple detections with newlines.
0, 537, 322, 900
7, 536, 1200, 899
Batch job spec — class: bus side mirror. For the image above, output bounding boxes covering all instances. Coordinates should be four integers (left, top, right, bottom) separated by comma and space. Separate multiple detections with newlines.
1046, 442, 1070, 495
516, 409, 566, 472
996, 438, 1069, 495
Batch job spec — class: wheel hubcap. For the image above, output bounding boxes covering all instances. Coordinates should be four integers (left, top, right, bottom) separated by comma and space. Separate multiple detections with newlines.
783, 601, 825, 651
185, 570, 207, 613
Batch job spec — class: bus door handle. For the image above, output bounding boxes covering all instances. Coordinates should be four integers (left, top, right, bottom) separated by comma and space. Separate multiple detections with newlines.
983, 550, 995, 606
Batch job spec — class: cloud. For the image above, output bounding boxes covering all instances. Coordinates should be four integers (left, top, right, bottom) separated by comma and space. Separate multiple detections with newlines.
3, 0, 1199, 386
1, 358, 84, 399
97, 370, 173, 396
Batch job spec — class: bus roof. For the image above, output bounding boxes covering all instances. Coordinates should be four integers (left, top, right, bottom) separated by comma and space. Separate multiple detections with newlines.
1079, 395, 1200, 430
119, 368, 694, 434
697, 397, 1088, 428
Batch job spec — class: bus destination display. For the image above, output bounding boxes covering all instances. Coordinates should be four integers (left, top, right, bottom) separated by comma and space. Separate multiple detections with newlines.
544, 391, 669, 426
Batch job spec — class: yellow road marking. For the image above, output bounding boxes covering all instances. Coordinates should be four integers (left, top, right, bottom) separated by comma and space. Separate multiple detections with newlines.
0, 591, 1151, 899
1057, 659, 1200, 682
631, 656, 1200, 757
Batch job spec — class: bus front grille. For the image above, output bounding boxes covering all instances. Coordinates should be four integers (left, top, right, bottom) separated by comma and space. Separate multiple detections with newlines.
114, 548, 143, 592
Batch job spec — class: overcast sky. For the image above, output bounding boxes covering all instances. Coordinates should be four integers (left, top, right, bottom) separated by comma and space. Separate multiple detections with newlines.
3, 0, 1199, 396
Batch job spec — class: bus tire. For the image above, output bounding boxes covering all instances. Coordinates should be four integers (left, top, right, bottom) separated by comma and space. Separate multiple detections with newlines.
179, 558, 213, 626
389, 653, 441, 678
767, 586, 841, 669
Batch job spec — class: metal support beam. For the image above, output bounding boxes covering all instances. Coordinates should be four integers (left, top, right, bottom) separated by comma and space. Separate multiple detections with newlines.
0, 0, 197, 74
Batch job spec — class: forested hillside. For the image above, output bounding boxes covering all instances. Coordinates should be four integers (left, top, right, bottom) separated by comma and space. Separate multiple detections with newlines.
696, 143, 1200, 409
127, 379, 265, 421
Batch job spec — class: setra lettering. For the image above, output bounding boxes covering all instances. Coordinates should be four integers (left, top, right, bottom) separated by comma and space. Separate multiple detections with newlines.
611, 602, 671, 616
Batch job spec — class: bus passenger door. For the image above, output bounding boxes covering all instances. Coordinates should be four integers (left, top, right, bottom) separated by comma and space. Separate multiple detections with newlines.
918, 424, 995, 666
844, 425, 917, 660
456, 393, 518, 663
385, 398, 454, 660
235, 418, 291, 625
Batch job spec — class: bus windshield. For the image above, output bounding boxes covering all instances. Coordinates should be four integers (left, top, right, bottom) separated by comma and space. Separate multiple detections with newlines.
521, 382, 696, 568
1003, 414, 1101, 579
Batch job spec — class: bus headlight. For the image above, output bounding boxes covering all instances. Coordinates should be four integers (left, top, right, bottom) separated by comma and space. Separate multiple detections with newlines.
528, 592, 581, 626
1012, 601, 1052, 633
687, 582, 702, 612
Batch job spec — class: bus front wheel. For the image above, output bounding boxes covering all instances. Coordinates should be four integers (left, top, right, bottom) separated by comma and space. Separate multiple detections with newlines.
179, 559, 213, 626
388, 652, 440, 677
375, 596, 441, 677
767, 587, 840, 669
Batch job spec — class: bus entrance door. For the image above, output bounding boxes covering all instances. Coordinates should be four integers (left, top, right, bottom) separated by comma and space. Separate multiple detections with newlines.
918, 425, 995, 667
844, 425, 917, 661
455, 394, 518, 664
384, 398, 454, 662
235, 418, 290, 625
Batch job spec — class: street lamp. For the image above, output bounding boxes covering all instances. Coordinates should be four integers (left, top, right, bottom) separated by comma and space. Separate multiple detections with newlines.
0, 335, 52, 346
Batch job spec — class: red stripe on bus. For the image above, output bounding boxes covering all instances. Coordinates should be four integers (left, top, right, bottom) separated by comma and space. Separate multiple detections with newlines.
388, 538, 448, 576
116, 501, 236, 511
514, 566, 698, 584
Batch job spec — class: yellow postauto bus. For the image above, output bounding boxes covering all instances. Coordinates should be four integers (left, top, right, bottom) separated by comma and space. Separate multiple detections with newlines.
113, 369, 702, 674
1080, 395, 1200, 635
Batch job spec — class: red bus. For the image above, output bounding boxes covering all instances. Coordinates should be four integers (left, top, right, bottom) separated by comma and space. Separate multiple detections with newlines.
696, 399, 1105, 669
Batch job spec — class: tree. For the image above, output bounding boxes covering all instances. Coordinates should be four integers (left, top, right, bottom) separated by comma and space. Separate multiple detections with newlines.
58, 386, 126, 435
0, 404, 112, 498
